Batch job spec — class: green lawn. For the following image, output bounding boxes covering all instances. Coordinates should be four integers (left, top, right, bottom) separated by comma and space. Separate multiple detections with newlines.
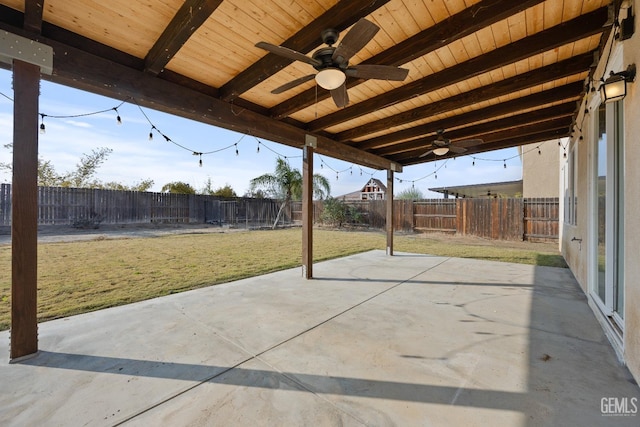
0, 228, 565, 330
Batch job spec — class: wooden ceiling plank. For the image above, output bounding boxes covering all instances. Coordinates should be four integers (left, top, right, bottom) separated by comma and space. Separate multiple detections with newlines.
353, 80, 583, 150
306, 6, 608, 132
399, 128, 567, 166
391, 117, 571, 163
144, 0, 223, 75
334, 51, 594, 142
23, 0, 43, 34
270, 0, 547, 119
27, 31, 397, 171
372, 102, 576, 156
218, 0, 392, 102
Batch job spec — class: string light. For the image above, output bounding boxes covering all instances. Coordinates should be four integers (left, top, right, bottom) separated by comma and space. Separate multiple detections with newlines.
235, 143, 239, 156
503, 160, 506, 169
113, 107, 122, 125
39, 114, 46, 134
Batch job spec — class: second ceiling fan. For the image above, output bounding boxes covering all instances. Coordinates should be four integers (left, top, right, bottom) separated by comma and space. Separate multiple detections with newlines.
255, 19, 409, 108
419, 129, 483, 158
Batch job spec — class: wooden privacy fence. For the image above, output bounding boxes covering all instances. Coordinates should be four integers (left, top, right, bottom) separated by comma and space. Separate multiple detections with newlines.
0, 184, 288, 228
306, 197, 558, 241
0, 184, 558, 240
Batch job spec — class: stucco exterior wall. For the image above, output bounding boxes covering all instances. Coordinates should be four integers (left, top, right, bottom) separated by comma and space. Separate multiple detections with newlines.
561, 4, 640, 382
521, 139, 560, 198
621, 7, 640, 383
561, 137, 589, 291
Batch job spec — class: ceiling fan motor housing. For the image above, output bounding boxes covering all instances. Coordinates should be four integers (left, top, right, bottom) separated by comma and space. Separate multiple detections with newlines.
312, 47, 346, 70
321, 28, 339, 46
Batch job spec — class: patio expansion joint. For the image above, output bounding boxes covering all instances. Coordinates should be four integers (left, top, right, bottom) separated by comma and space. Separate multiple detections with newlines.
117, 256, 453, 425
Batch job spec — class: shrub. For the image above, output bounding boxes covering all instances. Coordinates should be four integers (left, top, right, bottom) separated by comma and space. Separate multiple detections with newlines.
321, 198, 363, 227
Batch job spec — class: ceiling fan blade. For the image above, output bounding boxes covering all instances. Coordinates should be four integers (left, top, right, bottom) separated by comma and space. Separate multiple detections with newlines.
255, 42, 321, 66
448, 145, 468, 154
271, 74, 316, 94
330, 84, 349, 108
332, 18, 379, 64
345, 65, 409, 81
419, 149, 434, 158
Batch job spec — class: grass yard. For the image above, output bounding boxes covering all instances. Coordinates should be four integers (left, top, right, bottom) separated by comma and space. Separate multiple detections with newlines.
0, 228, 566, 330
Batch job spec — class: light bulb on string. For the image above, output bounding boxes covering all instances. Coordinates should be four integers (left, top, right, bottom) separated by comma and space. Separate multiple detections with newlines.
503, 160, 506, 169
114, 107, 122, 125
235, 144, 239, 156
256, 142, 260, 153
360, 169, 362, 176
538, 146, 541, 155
148, 126, 155, 141
39, 114, 46, 134
336, 173, 339, 181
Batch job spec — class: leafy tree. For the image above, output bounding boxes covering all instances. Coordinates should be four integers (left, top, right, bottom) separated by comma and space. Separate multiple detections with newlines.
200, 177, 215, 195
396, 187, 425, 200
2, 144, 153, 190
321, 198, 364, 228
212, 184, 237, 198
63, 147, 113, 187
249, 157, 330, 228
101, 179, 154, 192
161, 181, 196, 194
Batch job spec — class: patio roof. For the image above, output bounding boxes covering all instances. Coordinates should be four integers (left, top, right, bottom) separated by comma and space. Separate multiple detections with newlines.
430, 179, 523, 198
1, 251, 638, 425
0, 0, 615, 169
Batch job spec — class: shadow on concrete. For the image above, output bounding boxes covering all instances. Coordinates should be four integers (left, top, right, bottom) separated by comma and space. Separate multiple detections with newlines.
22, 350, 529, 412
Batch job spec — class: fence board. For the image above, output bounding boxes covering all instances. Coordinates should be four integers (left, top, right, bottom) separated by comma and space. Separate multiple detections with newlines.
524, 198, 559, 241
0, 185, 559, 241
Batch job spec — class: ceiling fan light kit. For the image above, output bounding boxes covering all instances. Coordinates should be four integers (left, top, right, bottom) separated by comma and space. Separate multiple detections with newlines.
256, 18, 409, 108
315, 68, 346, 90
433, 147, 450, 156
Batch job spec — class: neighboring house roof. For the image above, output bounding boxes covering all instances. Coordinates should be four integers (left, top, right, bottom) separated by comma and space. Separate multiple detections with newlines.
429, 180, 523, 198
337, 178, 388, 200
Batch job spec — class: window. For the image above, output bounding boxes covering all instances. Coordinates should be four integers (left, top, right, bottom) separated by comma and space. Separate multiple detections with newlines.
563, 144, 577, 225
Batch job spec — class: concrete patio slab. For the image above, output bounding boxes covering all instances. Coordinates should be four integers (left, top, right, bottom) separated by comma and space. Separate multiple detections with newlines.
1, 250, 638, 426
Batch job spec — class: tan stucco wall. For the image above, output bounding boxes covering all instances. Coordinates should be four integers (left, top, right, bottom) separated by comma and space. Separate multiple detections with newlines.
561, 137, 589, 291
521, 140, 560, 198
561, 4, 640, 382
621, 7, 640, 382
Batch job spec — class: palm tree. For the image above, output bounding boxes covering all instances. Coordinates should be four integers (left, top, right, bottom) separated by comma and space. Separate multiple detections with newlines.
250, 157, 330, 228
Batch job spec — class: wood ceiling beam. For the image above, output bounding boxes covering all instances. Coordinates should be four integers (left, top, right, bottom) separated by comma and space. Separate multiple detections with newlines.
270, 0, 547, 119
144, 0, 223, 75
373, 102, 576, 157
391, 117, 571, 163
335, 51, 595, 142
25, 33, 398, 171
354, 81, 583, 150
400, 128, 568, 167
23, 0, 44, 34
218, 0, 391, 102
307, 6, 609, 132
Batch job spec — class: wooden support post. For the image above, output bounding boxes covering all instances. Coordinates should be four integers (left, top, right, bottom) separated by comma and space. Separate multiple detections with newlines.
386, 169, 394, 256
11, 60, 40, 360
302, 136, 315, 279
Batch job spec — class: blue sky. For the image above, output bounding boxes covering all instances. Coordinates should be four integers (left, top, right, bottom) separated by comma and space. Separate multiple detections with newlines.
0, 68, 523, 197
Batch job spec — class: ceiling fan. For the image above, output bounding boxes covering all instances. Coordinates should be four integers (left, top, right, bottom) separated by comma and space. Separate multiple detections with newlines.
419, 129, 483, 158
255, 19, 409, 108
